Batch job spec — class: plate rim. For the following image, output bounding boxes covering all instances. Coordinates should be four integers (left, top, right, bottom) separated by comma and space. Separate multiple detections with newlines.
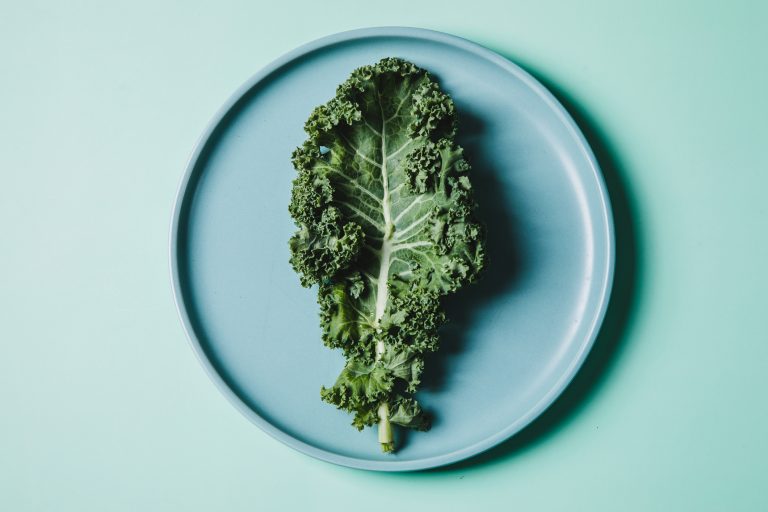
169, 26, 615, 472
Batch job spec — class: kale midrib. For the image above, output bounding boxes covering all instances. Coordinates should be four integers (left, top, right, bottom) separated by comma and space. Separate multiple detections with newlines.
374, 86, 393, 333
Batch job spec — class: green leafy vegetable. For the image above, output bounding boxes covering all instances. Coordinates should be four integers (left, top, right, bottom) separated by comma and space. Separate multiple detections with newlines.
288, 58, 486, 452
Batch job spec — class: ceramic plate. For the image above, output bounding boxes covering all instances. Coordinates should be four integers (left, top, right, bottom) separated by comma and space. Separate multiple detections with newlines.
170, 27, 614, 471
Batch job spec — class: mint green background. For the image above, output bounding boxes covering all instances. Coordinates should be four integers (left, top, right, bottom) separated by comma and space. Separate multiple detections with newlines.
2, 1, 767, 510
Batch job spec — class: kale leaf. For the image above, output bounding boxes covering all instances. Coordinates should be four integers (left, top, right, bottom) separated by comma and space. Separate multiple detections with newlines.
288, 58, 486, 452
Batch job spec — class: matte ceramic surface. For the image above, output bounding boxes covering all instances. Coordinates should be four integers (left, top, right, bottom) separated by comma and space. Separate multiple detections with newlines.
170, 27, 614, 471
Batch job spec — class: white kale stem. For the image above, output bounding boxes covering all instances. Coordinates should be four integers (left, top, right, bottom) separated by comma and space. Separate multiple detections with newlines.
373, 92, 394, 327
374, 91, 395, 452
378, 402, 393, 452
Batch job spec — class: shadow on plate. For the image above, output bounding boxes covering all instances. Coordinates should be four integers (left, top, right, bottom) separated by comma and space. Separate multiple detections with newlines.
415, 57, 644, 473
418, 105, 525, 397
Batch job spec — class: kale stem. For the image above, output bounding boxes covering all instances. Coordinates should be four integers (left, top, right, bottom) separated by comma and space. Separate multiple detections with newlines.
374, 84, 396, 454
378, 402, 394, 453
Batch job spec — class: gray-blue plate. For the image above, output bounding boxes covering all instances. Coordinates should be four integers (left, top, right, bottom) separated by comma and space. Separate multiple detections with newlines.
170, 27, 614, 471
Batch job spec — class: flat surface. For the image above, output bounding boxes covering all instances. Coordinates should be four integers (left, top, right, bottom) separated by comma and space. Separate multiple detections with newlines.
171, 28, 613, 470
2, 0, 767, 509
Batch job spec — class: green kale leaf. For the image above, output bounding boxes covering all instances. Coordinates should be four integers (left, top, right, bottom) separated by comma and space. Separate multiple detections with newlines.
288, 58, 486, 452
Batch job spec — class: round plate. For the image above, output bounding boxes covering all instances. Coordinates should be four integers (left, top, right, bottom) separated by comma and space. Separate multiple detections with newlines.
170, 27, 614, 471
